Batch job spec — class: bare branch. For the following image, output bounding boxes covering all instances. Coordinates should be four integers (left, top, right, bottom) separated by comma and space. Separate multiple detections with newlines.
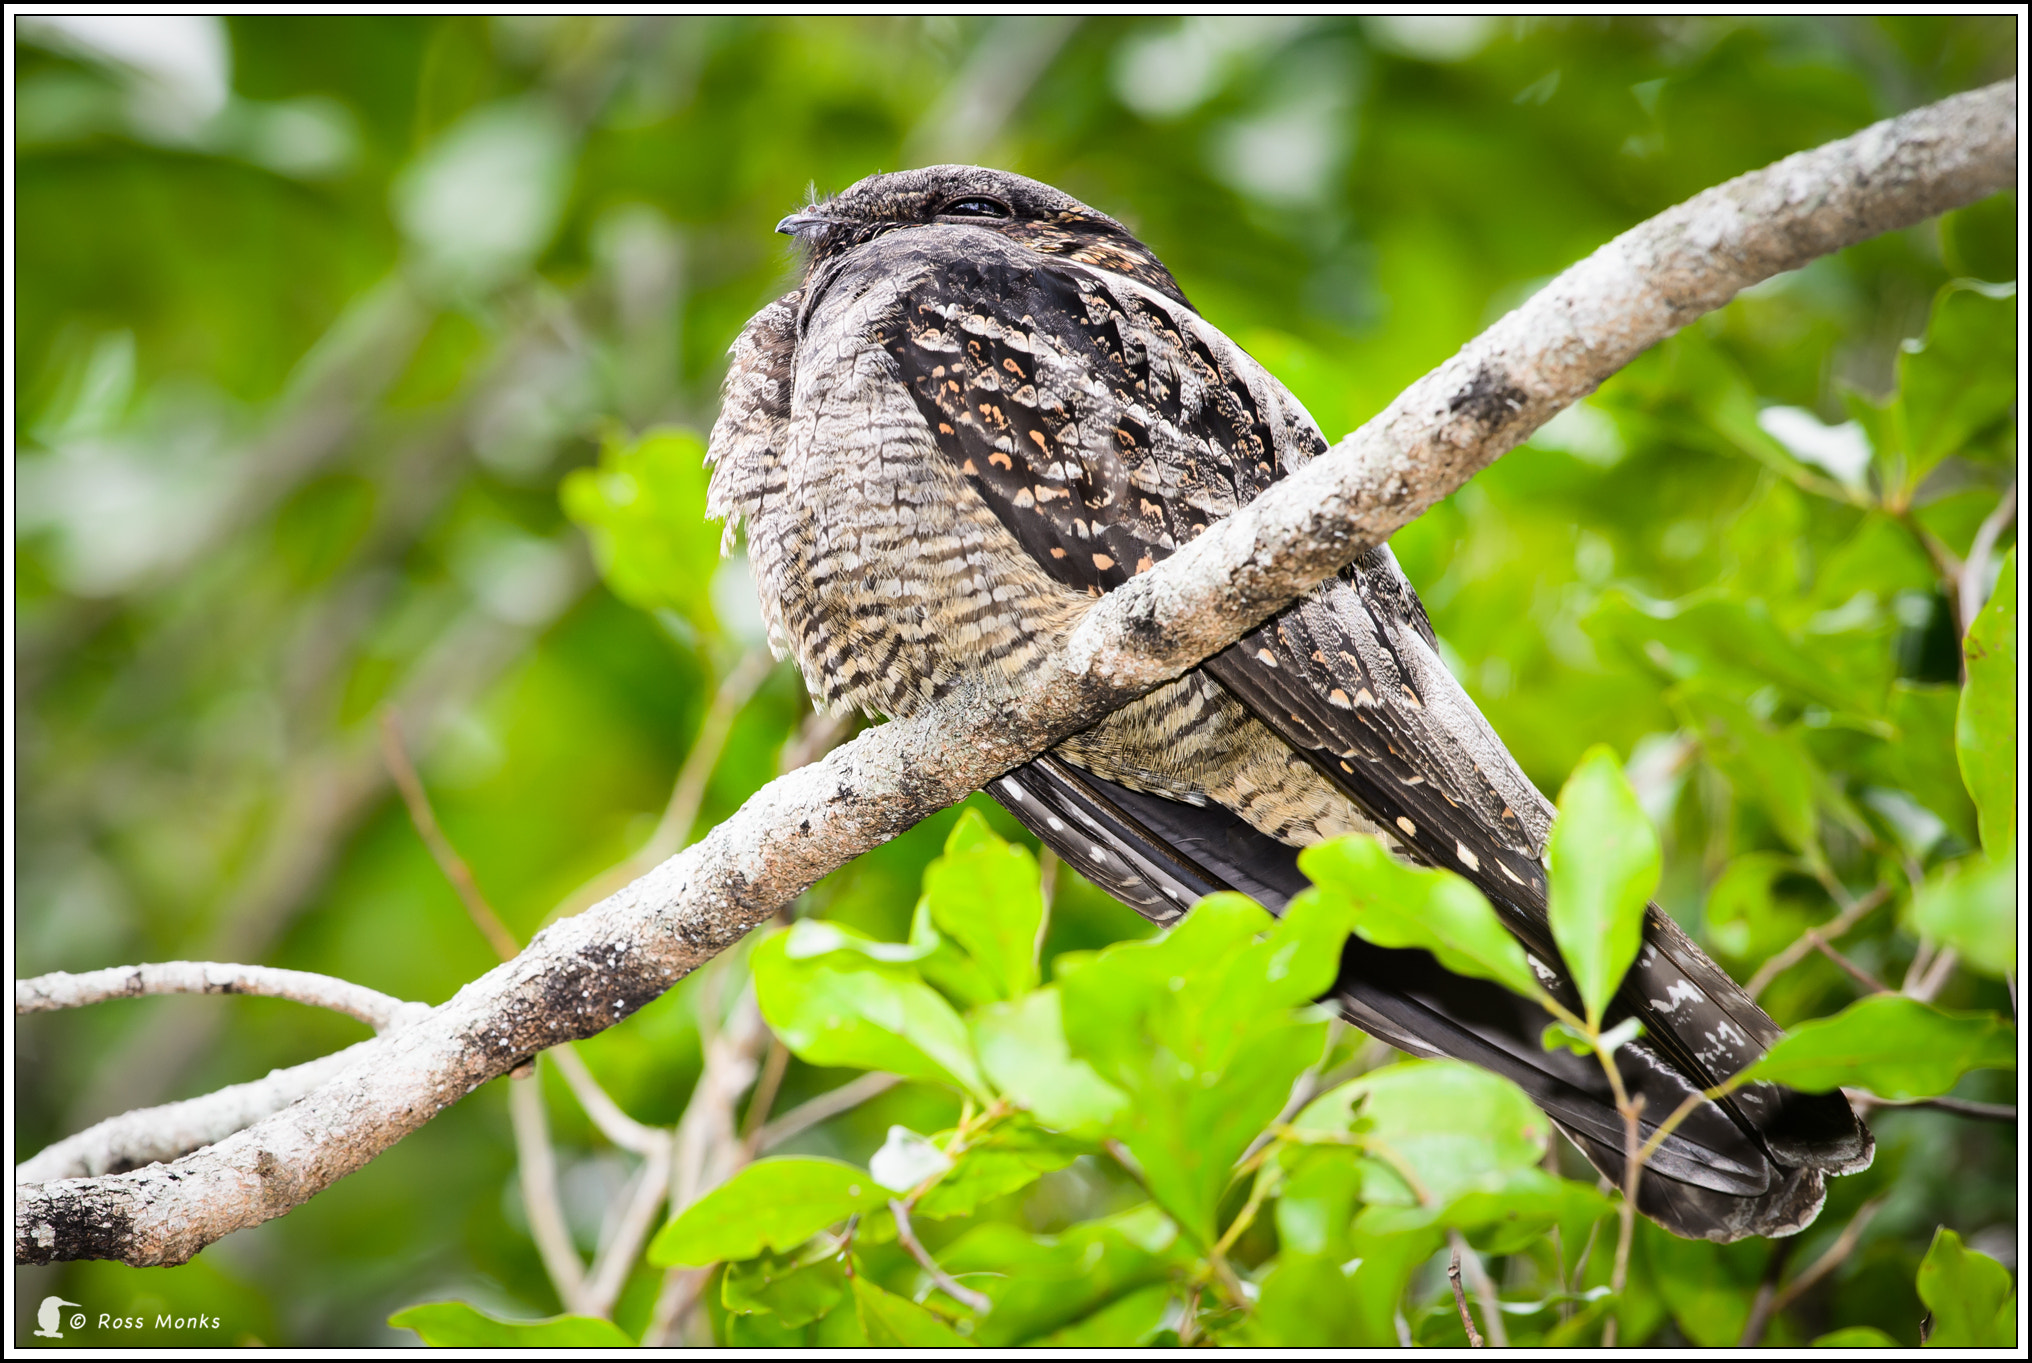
1746, 886, 1888, 1000
1449, 1230, 1507, 1347
1960, 481, 2018, 634
580, 1130, 673, 1320
1449, 1244, 1485, 1347
15, 962, 428, 1034
15, 79, 2015, 1269
754, 1072, 902, 1153
891, 1199, 992, 1314
548, 1045, 664, 1158
16, 1042, 375, 1183
381, 713, 521, 963
1767, 1195, 1887, 1319
509, 1073, 586, 1310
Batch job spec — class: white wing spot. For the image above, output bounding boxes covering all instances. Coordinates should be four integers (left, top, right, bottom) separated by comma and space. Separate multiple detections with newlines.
1455, 842, 1480, 872
1395, 816, 1417, 837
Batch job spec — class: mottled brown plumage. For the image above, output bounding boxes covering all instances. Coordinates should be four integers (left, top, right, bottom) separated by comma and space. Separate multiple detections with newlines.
707, 165, 1870, 1241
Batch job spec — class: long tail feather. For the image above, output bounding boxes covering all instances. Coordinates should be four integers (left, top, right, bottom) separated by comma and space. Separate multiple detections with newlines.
991, 755, 1871, 1242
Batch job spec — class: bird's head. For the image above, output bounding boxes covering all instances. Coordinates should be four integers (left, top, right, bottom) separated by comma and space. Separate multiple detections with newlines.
777, 165, 1191, 308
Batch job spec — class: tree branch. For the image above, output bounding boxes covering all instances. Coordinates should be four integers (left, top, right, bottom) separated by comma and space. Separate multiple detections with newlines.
15, 78, 2015, 1269
15, 962, 429, 1034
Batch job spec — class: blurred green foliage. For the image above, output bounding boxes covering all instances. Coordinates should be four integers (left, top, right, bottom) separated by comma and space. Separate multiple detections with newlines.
13, 14, 2015, 1347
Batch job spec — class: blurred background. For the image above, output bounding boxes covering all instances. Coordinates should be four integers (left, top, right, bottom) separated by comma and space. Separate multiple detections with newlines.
12, 15, 2016, 1347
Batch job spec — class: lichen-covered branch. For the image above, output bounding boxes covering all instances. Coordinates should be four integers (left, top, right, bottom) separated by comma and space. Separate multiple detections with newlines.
14, 78, 2014, 1269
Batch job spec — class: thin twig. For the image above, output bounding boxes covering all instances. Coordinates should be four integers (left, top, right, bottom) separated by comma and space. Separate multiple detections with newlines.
1808, 930, 1892, 994
1746, 886, 1888, 999
1449, 1229, 1508, 1347
549, 1045, 663, 1156
1449, 1245, 1486, 1347
509, 1072, 586, 1311
1907, 945, 1960, 1003
14, 962, 427, 1034
739, 1038, 792, 1153
381, 712, 522, 962
891, 1199, 992, 1313
1766, 1195, 1887, 1319
1846, 1092, 2016, 1123
548, 647, 776, 925
580, 1130, 673, 1319
1959, 481, 2017, 633
754, 1071, 901, 1152
1736, 1233, 1797, 1347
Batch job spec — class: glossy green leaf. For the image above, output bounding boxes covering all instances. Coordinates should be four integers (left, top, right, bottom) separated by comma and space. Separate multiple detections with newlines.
1298, 1059, 1550, 1213
852, 1277, 974, 1347
918, 810, 1045, 1001
649, 1157, 886, 1267
1237, 1229, 1446, 1348
752, 924, 990, 1099
1813, 1326, 1901, 1347
1702, 851, 1808, 962
1890, 282, 2019, 493
1056, 892, 1335, 1243
1737, 995, 2017, 1099
1030, 1284, 1174, 1347
1298, 835, 1545, 1004
939, 1205, 1188, 1347
1958, 546, 2017, 862
389, 1302, 635, 1348
971, 989, 1128, 1137
1918, 1226, 2017, 1348
914, 1119, 1087, 1219
1673, 684, 1832, 863
559, 426, 720, 624
722, 1239, 849, 1327
1909, 854, 2017, 978
1548, 746, 1660, 1022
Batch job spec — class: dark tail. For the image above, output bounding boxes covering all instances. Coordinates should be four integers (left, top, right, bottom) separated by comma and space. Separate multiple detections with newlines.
991, 755, 1872, 1243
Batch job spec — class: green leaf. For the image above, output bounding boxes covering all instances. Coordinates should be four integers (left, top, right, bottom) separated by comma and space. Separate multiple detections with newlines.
722, 1239, 849, 1327
939, 1205, 1189, 1346
649, 1157, 887, 1267
752, 924, 990, 1100
1672, 684, 1833, 864
1548, 746, 1660, 1022
972, 989, 1128, 1138
1237, 1229, 1445, 1347
1737, 995, 2016, 1099
852, 1277, 974, 1347
1297, 835, 1545, 1004
559, 426, 720, 625
1813, 1326, 1901, 1347
1889, 283, 2019, 494
1702, 852, 1810, 963
1870, 682, 1979, 851
1297, 1059, 1551, 1213
389, 1302, 635, 1348
914, 1119, 1088, 1219
917, 809, 1045, 1001
1029, 1284, 1174, 1347
1272, 1146, 1365, 1259
1909, 854, 2017, 978
1918, 1227, 2017, 1347
1056, 892, 1335, 1243
1958, 546, 2017, 862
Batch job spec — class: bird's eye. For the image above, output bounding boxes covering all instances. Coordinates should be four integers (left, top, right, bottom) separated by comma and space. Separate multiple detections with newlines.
938, 196, 1012, 219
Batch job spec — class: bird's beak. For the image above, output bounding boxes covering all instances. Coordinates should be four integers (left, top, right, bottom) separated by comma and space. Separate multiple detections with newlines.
776, 209, 832, 237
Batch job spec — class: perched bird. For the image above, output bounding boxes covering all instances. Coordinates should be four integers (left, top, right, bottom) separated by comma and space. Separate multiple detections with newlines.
707, 165, 1871, 1242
